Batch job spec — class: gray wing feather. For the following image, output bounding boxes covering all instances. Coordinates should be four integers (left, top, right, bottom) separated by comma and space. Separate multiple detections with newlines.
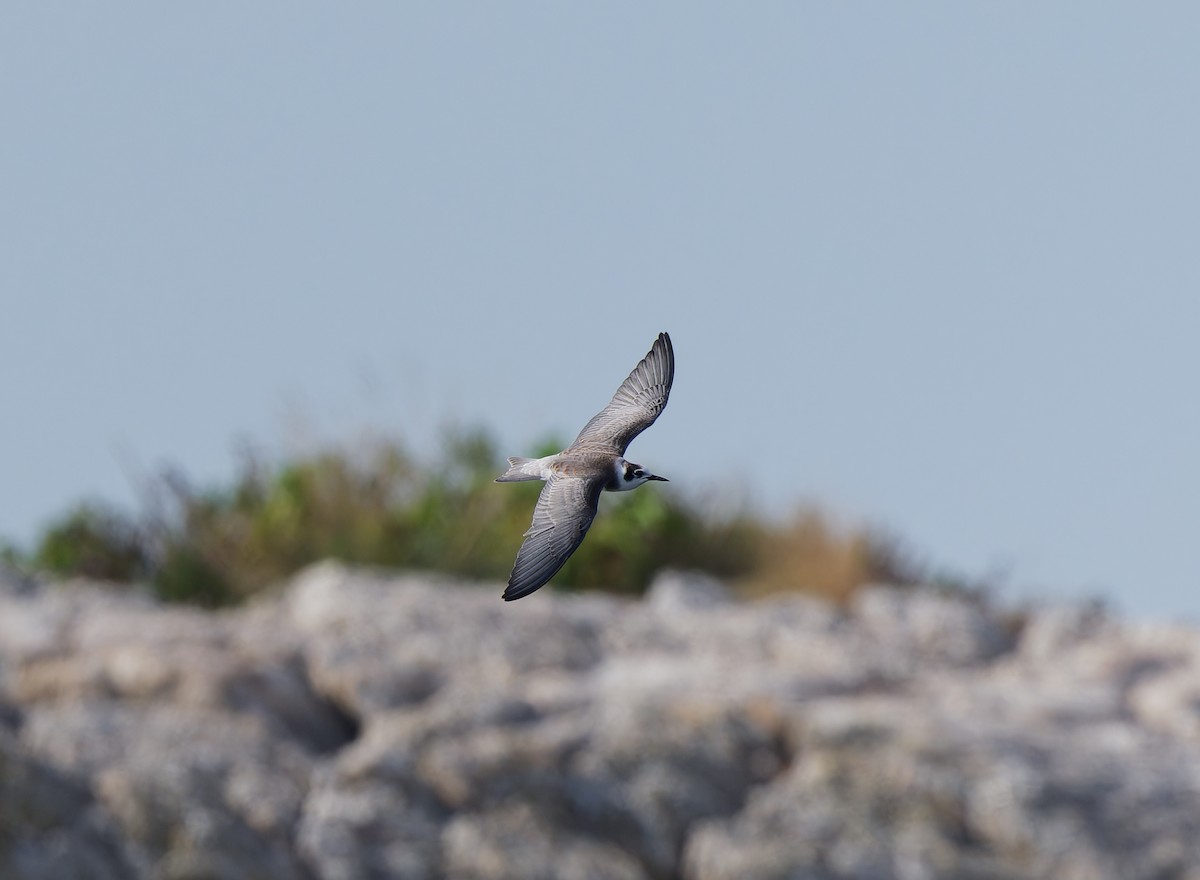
569, 332, 674, 454
503, 476, 603, 601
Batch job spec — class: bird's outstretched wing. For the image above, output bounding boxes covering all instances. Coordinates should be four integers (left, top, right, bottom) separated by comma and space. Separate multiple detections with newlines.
503, 475, 603, 601
568, 332, 674, 454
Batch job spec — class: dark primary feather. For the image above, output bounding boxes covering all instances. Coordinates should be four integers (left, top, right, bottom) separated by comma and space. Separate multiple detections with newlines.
569, 332, 674, 454
502, 476, 603, 601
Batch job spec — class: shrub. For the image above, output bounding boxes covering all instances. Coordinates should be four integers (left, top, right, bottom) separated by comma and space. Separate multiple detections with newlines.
30, 504, 148, 583
6, 427, 950, 605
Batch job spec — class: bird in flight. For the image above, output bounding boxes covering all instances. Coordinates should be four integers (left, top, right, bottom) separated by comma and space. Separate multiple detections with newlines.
496, 332, 674, 601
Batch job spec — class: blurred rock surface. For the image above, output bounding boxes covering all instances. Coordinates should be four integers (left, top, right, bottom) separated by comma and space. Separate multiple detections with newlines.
2, 562, 1199, 879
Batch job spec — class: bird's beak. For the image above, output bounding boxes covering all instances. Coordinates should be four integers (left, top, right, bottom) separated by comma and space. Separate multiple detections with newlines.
648, 474, 669, 482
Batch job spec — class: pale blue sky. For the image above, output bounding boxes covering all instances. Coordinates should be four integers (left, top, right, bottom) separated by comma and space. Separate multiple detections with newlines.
3, 6, 1198, 617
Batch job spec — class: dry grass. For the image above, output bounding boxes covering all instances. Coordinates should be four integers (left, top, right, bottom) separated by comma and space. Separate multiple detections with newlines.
735, 508, 924, 605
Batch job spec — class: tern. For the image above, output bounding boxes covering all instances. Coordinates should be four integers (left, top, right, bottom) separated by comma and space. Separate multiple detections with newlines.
496, 332, 674, 601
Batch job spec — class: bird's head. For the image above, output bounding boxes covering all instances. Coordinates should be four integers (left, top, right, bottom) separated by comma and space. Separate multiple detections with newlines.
615, 458, 668, 491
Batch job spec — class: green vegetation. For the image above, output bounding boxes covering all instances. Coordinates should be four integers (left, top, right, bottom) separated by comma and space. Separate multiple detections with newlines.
7, 428, 936, 607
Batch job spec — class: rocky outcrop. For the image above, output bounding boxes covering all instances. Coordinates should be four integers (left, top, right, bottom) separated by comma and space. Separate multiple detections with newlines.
2, 562, 1199, 879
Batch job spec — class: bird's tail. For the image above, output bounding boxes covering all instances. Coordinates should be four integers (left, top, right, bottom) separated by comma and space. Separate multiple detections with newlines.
495, 456, 543, 482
